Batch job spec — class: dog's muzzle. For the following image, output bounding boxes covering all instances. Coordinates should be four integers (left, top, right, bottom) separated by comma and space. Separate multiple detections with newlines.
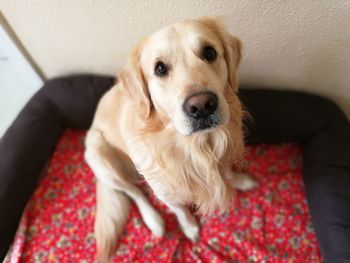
183, 91, 221, 132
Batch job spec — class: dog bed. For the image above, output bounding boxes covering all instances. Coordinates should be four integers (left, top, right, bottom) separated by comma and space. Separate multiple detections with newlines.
1, 75, 349, 262
7, 130, 320, 262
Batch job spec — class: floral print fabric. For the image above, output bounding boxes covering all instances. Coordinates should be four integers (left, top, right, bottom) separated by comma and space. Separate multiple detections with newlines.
7, 130, 321, 262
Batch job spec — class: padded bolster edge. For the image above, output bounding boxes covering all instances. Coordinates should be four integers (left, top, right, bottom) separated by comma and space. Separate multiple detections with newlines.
0, 75, 114, 259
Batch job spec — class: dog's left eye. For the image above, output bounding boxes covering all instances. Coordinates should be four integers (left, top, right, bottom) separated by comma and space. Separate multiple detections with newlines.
202, 46, 217, 62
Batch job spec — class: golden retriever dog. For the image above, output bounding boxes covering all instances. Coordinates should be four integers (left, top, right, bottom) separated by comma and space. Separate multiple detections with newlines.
85, 17, 256, 262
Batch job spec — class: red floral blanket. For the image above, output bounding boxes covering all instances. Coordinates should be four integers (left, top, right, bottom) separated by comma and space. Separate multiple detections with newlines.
7, 130, 321, 262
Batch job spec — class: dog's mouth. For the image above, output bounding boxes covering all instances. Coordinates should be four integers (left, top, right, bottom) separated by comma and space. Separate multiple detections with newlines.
190, 113, 222, 133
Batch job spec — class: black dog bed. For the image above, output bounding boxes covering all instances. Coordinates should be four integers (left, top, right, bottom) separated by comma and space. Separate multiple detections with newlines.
0, 75, 349, 262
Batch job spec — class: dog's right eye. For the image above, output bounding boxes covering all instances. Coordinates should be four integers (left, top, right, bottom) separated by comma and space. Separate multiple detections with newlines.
155, 62, 168, 77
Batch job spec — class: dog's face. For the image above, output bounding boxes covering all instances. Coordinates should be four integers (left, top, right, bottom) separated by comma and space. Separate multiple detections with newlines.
121, 18, 241, 136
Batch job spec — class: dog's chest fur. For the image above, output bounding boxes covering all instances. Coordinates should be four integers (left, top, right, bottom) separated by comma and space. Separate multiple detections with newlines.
126, 127, 234, 212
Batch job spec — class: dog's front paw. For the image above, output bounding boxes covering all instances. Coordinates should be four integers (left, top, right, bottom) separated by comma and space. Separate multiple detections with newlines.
179, 213, 200, 242
142, 207, 165, 237
182, 220, 200, 242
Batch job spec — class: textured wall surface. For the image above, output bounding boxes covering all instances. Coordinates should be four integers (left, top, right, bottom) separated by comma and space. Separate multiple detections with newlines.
1, 1, 350, 116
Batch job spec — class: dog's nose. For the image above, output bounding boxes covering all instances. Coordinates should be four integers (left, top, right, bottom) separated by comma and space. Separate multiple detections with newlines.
183, 92, 218, 119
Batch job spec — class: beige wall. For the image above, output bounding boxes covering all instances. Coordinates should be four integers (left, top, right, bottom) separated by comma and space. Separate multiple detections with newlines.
1, 0, 350, 117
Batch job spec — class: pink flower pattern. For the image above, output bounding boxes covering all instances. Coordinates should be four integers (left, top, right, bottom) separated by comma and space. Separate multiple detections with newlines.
6, 130, 322, 262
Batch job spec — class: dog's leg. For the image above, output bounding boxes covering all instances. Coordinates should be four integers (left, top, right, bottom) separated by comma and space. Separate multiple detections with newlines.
159, 198, 200, 242
117, 183, 165, 237
94, 180, 130, 263
85, 129, 164, 261
225, 169, 257, 191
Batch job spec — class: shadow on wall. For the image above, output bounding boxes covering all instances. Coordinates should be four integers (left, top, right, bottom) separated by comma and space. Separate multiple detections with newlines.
301, 43, 350, 118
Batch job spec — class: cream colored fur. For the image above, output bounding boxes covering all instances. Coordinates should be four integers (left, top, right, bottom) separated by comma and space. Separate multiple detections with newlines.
85, 17, 256, 262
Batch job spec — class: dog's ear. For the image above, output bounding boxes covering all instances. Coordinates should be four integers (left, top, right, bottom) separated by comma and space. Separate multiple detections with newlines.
199, 17, 242, 92
119, 39, 151, 119
223, 35, 242, 92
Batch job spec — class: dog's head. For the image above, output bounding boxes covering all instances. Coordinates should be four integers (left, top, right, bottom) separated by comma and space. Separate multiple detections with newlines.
120, 17, 242, 136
